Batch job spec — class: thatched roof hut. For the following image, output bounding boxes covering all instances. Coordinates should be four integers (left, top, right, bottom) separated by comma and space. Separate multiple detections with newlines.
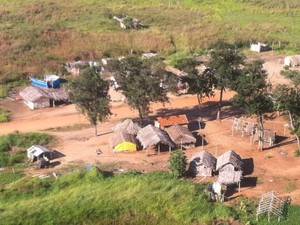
216, 150, 243, 172
111, 132, 137, 153
217, 170, 243, 185
136, 125, 174, 153
20, 86, 69, 110
166, 124, 196, 148
114, 119, 141, 135
189, 151, 216, 177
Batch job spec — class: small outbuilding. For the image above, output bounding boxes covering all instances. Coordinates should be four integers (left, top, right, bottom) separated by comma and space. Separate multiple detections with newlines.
112, 132, 137, 153
216, 150, 243, 172
20, 86, 69, 110
189, 151, 217, 177
27, 145, 51, 162
136, 125, 174, 154
20, 86, 50, 110
250, 43, 269, 52
166, 124, 196, 149
156, 114, 189, 129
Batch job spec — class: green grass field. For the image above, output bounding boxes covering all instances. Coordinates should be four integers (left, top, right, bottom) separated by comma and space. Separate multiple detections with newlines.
0, 0, 299, 87
0, 169, 299, 225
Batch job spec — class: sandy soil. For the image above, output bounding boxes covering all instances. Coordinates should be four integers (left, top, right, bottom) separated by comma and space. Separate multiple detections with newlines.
1, 52, 299, 204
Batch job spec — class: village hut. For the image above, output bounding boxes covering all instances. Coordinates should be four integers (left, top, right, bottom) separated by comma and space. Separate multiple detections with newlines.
20, 86, 69, 110
111, 132, 137, 153
27, 145, 51, 162
166, 124, 196, 149
189, 151, 216, 177
284, 55, 300, 67
216, 150, 243, 191
136, 125, 174, 154
113, 119, 141, 135
20, 86, 50, 110
156, 114, 189, 129
216, 150, 243, 172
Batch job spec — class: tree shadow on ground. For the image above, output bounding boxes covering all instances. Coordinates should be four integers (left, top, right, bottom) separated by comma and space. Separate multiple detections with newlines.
154, 100, 244, 124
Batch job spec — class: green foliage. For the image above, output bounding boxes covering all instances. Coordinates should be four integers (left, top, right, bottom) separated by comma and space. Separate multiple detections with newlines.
294, 148, 300, 157
0, 132, 54, 167
208, 40, 245, 120
0, 170, 236, 225
280, 69, 300, 88
68, 67, 112, 135
168, 150, 187, 179
233, 60, 273, 116
85, 166, 105, 181
109, 56, 168, 120
0, 108, 10, 122
0, 172, 24, 185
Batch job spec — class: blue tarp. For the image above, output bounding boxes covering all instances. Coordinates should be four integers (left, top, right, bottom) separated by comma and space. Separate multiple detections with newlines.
30, 76, 60, 88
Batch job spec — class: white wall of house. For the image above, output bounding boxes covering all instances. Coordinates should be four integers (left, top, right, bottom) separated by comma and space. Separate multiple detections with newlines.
24, 99, 50, 110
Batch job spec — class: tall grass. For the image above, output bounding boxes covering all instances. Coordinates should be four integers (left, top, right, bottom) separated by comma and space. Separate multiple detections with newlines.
0, 0, 299, 90
0, 132, 55, 167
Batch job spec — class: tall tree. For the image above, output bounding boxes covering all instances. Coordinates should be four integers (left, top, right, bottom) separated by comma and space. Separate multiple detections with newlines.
174, 57, 215, 120
68, 67, 111, 136
108, 56, 168, 121
233, 60, 273, 150
273, 85, 300, 150
208, 40, 245, 120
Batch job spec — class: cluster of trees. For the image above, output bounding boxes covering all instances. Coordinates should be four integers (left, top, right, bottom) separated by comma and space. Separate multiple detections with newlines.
67, 40, 299, 151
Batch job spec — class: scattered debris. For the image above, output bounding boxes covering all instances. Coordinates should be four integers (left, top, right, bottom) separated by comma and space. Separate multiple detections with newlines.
278, 150, 288, 156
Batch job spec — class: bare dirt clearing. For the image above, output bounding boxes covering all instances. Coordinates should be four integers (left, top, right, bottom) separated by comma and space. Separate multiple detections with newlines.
1, 52, 299, 204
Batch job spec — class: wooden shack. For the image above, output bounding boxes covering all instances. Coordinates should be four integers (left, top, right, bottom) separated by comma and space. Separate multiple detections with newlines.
166, 124, 196, 149
216, 150, 243, 172
189, 151, 216, 177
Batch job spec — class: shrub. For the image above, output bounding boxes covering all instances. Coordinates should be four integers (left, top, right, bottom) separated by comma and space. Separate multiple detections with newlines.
168, 149, 187, 179
294, 148, 300, 157
85, 166, 104, 181
0, 108, 10, 122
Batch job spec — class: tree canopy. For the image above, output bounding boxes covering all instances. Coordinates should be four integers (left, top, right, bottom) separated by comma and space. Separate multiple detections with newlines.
108, 56, 168, 121
233, 60, 273, 150
175, 57, 215, 119
208, 40, 245, 120
68, 67, 111, 135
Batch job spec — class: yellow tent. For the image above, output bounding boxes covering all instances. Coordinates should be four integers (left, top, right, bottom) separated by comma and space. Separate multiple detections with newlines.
114, 141, 137, 152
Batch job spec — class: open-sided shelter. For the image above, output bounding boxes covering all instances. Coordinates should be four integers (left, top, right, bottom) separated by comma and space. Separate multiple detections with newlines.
156, 114, 189, 129
111, 132, 137, 153
189, 151, 216, 177
136, 125, 174, 154
166, 124, 196, 149
113, 119, 141, 135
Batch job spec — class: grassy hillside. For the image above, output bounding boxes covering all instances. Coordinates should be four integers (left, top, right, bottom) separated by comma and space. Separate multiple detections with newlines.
0, 0, 299, 84
0, 168, 299, 225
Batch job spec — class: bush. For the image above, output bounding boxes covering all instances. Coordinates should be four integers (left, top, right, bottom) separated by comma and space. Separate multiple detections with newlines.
294, 148, 300, 157
85, 166, 104, 181
168, 149, 187, 179
0, 108, 10, 122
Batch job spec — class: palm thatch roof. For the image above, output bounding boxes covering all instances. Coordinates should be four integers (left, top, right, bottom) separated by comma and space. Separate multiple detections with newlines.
166, 124, 196, 145
136, 125, 174, 149
113, 119, 141, 135
20, 86, 48, 102
216, 150, 243, 171
20, 86, 69, 102
190, 151, 216, 169
217, 170, 243, 185
111, 132, 137, 147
